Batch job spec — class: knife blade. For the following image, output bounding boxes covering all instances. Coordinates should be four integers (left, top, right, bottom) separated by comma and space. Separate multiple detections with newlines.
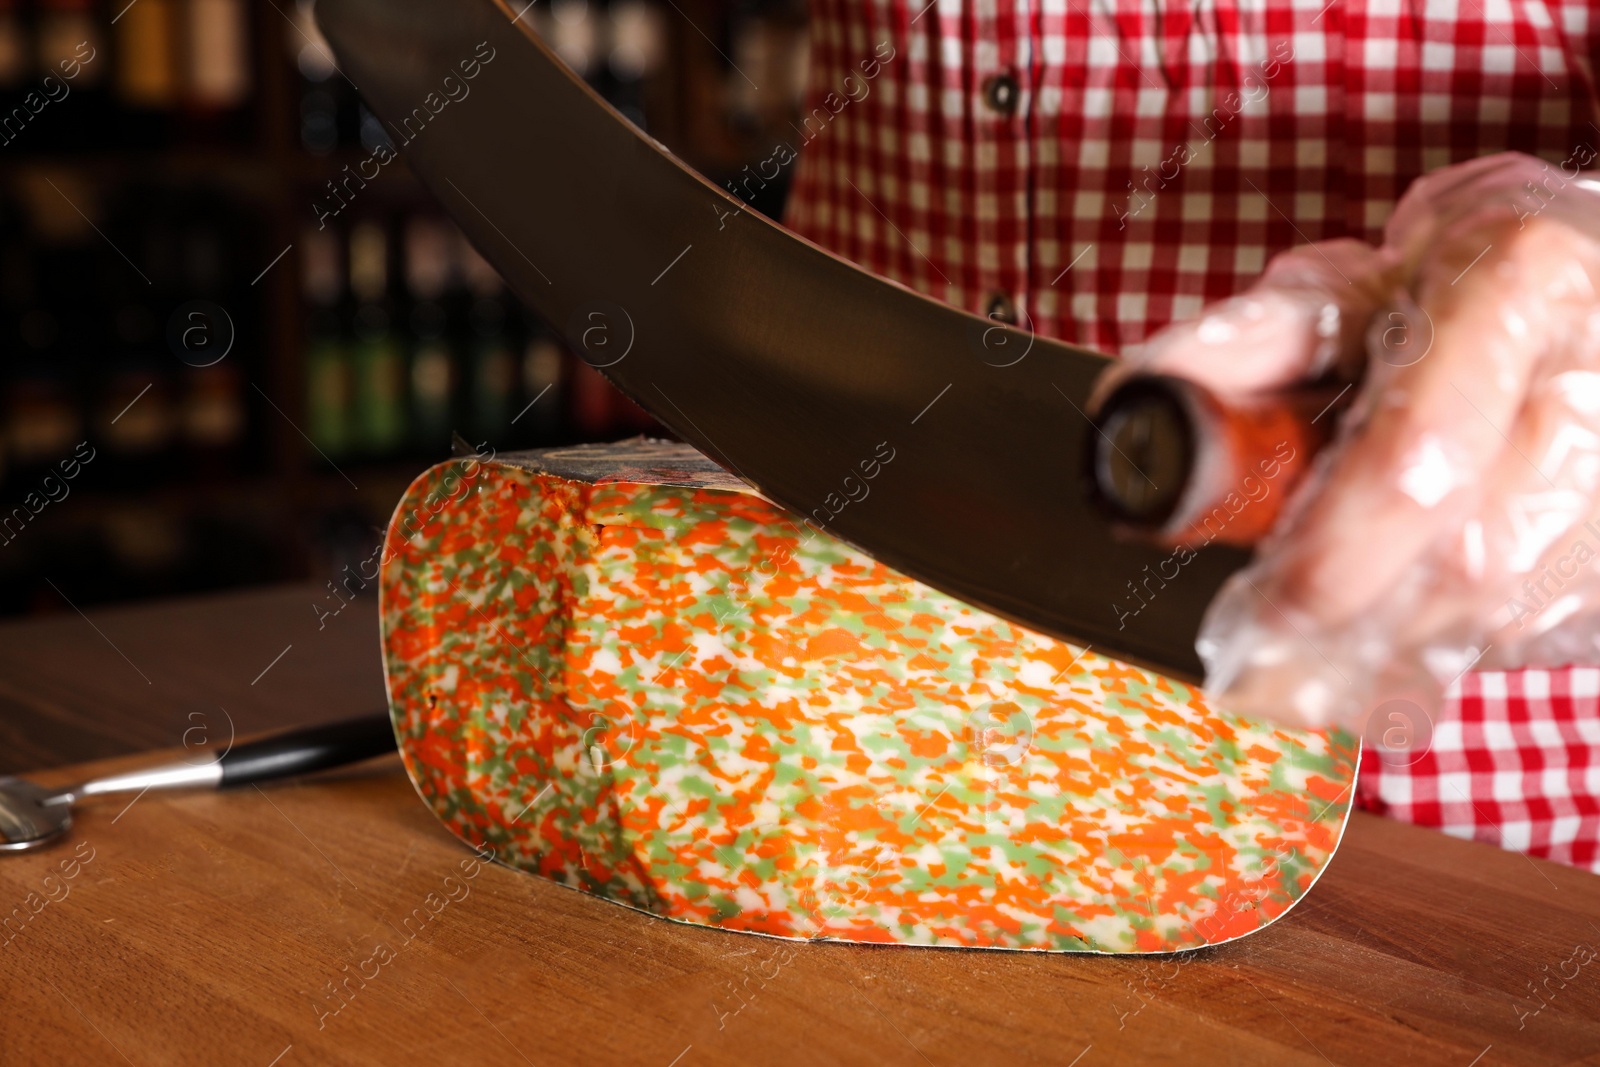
314, 0, 1252, 683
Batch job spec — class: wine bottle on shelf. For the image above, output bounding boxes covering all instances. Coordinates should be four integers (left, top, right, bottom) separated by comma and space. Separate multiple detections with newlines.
403, 215, 456, 457
6, 254, 85, 488
94, 186, 178, 487
567, 358, 617, 442
772, 6, 810, 122
347, 219, 407, 457
457, 236, 517, 445
546, 0, 599, 83
33, 0, 108, 150
301, 226, 354, 460
180, 355, 247, 472
518, 327, 566, 445
180, 0, 253, 143
6, 356, 83, 494
726, 0, 771, 140
176, 190, 248, 474
113, 0, 180, 145
96, 358, 177, 487
3, 192, 75, 490
603, 0, 665, 130
298, 86, 339, 156
0, 0, 28, 125
0, 209, 23, 493
609, 384, 660, 436
287, 0, 356, 154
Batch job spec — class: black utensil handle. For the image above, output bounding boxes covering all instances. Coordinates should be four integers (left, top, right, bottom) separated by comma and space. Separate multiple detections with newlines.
218, 713, 397, 788
1089, 373, 1351, 547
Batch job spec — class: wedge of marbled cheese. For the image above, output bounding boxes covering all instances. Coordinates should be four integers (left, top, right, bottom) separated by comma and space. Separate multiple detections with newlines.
380, 440, 1356, 953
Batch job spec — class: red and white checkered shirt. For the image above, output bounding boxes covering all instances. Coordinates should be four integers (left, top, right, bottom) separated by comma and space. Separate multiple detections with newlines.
785, 0, 1600, 872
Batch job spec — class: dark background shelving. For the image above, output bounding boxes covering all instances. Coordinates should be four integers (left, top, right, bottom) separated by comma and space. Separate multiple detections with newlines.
0, 0, 808, 618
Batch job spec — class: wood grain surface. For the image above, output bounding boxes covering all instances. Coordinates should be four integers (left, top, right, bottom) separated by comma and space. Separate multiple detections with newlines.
2, 585, 1599, 1066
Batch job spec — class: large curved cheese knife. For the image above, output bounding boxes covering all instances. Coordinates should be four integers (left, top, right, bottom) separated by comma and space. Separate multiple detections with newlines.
314, 0, 1250, 682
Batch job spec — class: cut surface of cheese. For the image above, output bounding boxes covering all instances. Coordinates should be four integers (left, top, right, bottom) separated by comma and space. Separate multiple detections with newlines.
379, 440, 1357, 953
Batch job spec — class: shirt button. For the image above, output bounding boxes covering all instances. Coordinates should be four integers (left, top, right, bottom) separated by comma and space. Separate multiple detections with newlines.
983, 71, 1020, 116
984, 291, 1019, 325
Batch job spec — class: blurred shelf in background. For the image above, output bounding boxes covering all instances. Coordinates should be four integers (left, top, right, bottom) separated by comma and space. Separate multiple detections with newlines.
0, 0, 810, 618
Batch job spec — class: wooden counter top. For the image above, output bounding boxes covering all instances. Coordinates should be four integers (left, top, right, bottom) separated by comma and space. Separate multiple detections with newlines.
2, 584, 1597, 1065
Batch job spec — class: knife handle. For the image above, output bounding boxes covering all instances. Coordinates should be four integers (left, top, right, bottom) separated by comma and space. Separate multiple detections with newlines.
1087, 373, 1353, 547
217, 713, 397, 787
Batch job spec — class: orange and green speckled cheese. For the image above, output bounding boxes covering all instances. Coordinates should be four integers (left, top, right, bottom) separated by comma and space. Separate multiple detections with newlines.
379, 440, 1357, 953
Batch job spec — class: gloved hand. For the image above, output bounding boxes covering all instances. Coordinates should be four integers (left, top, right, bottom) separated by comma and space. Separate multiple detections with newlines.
1120, 152, 1600, 733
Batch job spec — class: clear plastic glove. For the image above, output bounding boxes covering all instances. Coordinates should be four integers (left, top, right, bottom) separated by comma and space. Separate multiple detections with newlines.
1128, 152, 1600, 732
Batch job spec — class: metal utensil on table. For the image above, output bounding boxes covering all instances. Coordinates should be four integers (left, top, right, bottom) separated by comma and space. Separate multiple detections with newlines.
0, 713, 396, 853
